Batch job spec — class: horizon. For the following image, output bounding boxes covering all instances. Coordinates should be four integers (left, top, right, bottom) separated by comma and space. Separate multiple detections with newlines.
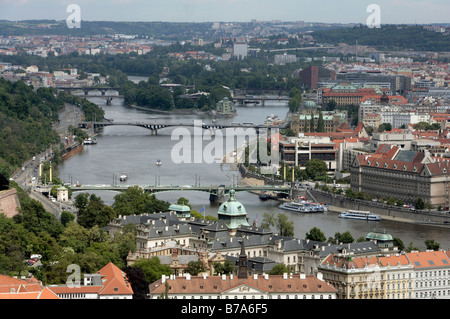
0, 0, 449, 25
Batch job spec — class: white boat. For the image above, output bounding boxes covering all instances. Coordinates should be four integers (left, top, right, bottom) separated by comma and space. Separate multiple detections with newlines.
156, 159, 162, 166
279, 201, 324, 213
338, 210, 381, 221
119, 172, 128, 181
83, 138, 97, 145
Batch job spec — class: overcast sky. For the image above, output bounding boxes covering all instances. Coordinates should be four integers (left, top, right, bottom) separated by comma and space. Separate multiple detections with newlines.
0, 0, 448, 24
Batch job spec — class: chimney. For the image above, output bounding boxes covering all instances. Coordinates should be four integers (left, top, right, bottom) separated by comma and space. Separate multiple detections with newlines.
317, 273, 323, 281
222, 274, 226, 281
161, 275, 166, 283
253, 274, 258, 280
283, 273, 288, 280
300, 274, 306, 279
264, 273, 269, 280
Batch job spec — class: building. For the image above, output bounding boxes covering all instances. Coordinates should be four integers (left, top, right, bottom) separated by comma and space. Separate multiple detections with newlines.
298, 65, 319, 90
279, 135, 337, 172
48, 262, 134, 299
407, 250, 450, 299
149, 241, 337, 299
290, 110, 347, 134
320, 252, 414, 299
321, 82, 382, 107
0, 275, 59, 299
215, 97, 236, 116
336, 71, 411, 94
350, 145, 450, 206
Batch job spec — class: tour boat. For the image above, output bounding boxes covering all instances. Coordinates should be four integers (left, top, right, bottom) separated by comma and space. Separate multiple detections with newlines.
338, 210, 381, 221
119, 172, 128, 181
279, 201, 324, 213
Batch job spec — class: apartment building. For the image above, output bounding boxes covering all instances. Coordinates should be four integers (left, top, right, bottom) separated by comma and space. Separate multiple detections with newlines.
319, 250, 450, 299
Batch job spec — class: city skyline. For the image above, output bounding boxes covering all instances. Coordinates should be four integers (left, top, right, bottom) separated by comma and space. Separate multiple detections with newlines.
0, 0, 449, 25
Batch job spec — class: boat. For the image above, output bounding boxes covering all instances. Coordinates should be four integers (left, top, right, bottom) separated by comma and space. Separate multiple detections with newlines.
278, 201, 324, 213
264, 114, 281, 126
83, 138, 97, 145
156, 159, 162, 166
119, 172, 128, 181
338, 210, 381, 221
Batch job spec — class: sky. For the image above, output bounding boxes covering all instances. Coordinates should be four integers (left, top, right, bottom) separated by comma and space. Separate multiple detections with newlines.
0, 0, 448, 24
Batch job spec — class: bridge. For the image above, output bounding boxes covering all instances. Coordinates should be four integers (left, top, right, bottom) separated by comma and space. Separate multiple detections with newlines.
77, 120, 287, 135
70, 184, 292, 202
55, 86, 123, 99
232, 95, 290, 106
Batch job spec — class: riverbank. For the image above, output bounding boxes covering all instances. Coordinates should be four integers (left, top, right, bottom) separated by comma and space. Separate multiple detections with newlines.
308, 188, 450, 229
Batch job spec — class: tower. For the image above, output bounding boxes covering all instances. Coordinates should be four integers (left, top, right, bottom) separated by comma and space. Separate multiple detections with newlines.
238, 238, 248, 279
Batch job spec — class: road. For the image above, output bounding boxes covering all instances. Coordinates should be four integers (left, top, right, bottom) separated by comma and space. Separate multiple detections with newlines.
12, 103, 83, 219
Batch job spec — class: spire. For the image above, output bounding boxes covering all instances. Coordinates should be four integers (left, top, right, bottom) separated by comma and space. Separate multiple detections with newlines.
238, 238, 248, 279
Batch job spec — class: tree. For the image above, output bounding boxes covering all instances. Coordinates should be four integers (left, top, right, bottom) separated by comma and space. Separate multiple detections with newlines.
124, 266, 149, 299
268, 263, 289, 275
425, 239, 440, 251
334, 231, 354, 244
76, 193, 117, 229
261, 213, 294, 237
305, 159, 327, 180
213, 260, 234, 275
113, 186, 170, 216
132, 257, 173, 284
415, 197, 425, 210
316, 112, 325, 132
305, 227, 326, 242
186, 260, 206, 276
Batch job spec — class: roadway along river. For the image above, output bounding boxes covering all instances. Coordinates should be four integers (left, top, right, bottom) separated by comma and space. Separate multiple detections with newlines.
57, 96, 450, 251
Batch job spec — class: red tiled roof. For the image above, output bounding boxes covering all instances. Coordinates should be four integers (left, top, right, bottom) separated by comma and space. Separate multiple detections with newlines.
149, 274, 337, 295
97, 262, 134, 296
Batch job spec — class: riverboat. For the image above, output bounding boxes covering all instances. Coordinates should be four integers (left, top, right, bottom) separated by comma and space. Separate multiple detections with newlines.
338, 210, 381, 221
278, 201, 324, 213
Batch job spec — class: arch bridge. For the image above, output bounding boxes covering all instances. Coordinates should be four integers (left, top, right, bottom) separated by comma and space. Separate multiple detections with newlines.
71, 184, 292, 202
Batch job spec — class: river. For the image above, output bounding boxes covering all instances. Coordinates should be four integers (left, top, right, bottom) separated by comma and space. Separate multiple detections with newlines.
57, 92, 450, 251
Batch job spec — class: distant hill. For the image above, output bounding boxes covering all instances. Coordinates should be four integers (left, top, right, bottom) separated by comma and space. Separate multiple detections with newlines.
312, 25, 450, 52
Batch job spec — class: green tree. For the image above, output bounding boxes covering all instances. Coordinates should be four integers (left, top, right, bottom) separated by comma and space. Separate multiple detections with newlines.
425, 239, 440, 251
334, 231, 354, 244
76, 193, 116, 229
268, 263, 289, 275
185, 260, 206, 276
305, 227, 326, 242
260, 213, 294, 237
132, 257, 173, 284
305, 159, 327, 180
316, 112, 325, 132
113, 186, 170, 216
213, 260, 234, 275
415, 197, 425, 210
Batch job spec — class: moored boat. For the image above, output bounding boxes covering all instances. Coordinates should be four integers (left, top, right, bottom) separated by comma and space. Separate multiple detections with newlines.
119, 172, 128, 181
279, 201, 324, 213
338, 210, 381, 221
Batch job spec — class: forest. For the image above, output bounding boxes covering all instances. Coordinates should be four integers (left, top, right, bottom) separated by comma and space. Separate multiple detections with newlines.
312, 25, 450, 52
0, 78, 104, 177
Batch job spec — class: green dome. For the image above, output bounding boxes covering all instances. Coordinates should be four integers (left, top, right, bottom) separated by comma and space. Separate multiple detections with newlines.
217, 190, 250, 229
218, 190, 246, 216
365, 229, 393, 241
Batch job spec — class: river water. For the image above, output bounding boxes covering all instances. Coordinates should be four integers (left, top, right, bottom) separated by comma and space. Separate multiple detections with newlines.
57, 91, 450, 251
